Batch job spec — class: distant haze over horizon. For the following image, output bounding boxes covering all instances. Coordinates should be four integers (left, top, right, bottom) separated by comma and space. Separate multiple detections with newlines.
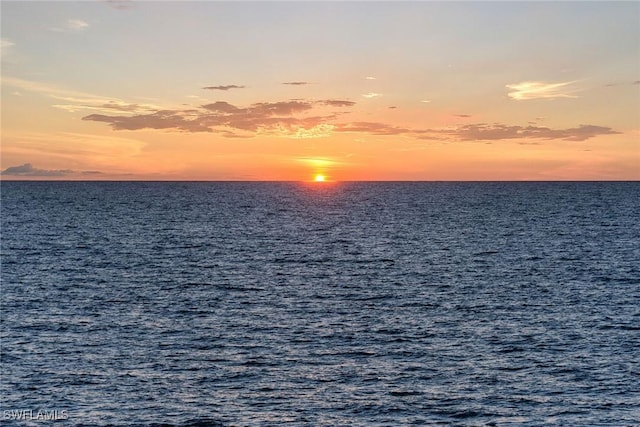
2, 1, 638, 181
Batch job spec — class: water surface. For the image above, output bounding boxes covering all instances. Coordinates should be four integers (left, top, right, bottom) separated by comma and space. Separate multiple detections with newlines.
2, 182, 639, 426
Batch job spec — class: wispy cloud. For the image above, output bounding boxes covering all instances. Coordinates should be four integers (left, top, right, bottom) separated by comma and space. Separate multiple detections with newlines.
365, 76, 376, 80
335, 122, 411, 136
296, 157, 341, 167
51, 19, 89, 33
52, 100, 154, 113
1, 131, 146, 169
1, 38, 15, 58
1, 38, 14, 50
2, 76, 161, 113
362, 92, 382, 99
3, 76, 94, 98
68, 19, 89, 30
282, 81, 312, 86
506, 81, 580, 100
202, 85, 245, 91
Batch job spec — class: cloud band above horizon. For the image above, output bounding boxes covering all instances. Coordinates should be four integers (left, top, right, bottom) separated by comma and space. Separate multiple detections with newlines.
81, 98, 619, 142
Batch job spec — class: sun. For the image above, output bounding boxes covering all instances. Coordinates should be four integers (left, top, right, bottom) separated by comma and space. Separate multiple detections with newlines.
314, 174, 326, 182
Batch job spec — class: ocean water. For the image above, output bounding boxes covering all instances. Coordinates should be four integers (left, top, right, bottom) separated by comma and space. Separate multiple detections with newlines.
1, 181, 639, 426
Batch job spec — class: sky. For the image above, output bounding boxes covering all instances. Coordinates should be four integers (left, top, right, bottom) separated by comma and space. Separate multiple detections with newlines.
1, 1, 638, 181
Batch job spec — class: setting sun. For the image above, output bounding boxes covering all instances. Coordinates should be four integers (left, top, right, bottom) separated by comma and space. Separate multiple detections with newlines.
314, 174, 326, 182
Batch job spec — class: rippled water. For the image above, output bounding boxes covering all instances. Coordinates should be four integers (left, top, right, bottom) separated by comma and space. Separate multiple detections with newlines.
1, 182, 639, 426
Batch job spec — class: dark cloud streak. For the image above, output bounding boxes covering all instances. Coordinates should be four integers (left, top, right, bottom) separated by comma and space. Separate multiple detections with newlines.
321, 100, 356, 107
2, 163, 73, 177
202, 85, 245, 91
450, 123, 620, 142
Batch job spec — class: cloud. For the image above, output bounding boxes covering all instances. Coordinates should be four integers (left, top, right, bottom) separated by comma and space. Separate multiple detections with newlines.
362, 92, 382, 99
201, 101, 242, 113
82, 94, 619, 143
1, 38, 15, 59
3, 76, 97, 99
73, 83, 618, 144
633, 81, 640, 85
51, 19, 89, 32
1, 163, 73, 177
1, 38, 14, 50
52, 100, 154, 113
83, 111, 214, 132
1, 163, 106, 177
365, 76, 376, 80
68, 19, 89, 30
292, 124, 335, 139
250, 100, 314, 116
82, 99, 338, 135
282, 81, 312, 86
95, 102, 146, 112
332, 121, 619, 142
216, 131, 253, 139
320, 99, 356, 107
296, 157, 341, 167
2, 76, 163, 113
202, 85, 245, 91
506, 81, 580, 100
447, 123, 620, 142
335, 122, 410, 136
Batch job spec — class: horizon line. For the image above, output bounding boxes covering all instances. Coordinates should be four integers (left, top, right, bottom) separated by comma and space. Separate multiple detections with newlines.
1, 179, 638, 183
